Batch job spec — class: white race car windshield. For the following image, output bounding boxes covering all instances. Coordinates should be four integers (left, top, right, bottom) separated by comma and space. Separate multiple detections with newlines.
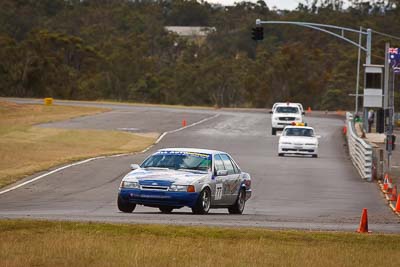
141, 151, 212, 172
284, 128, 314, 137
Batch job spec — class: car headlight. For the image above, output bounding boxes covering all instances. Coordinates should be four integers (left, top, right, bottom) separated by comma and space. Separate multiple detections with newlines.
120, 181, 139, 189
295, 117, 302, 121
305, 143, 317, 146
169, 185, 188, 192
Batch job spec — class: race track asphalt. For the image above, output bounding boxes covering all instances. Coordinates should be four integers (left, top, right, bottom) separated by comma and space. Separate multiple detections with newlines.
0, 98, 399, 232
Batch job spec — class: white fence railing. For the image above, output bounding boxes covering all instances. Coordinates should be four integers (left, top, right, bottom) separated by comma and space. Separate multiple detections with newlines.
346, 112, 373, 181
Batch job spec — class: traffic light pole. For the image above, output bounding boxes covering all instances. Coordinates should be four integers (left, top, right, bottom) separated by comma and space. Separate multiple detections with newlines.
255, 19, 372, 65
255, 20, 372, 124
385, 42, 394, 173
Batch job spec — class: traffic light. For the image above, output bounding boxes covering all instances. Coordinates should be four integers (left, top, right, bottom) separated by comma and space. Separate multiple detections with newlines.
251, 26, 264, 41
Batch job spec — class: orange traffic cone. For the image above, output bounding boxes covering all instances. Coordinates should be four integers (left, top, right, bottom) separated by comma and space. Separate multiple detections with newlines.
383, 175, 389, 192
387, 181, 393, 194
389, 185, 397, 201
395, 194, 400, 212
182, 119, 187, 127
307, 106, 312, 113
356, 208, 370, 233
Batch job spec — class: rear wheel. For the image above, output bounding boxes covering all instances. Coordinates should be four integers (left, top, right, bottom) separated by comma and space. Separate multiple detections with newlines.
192, 188, 211, 214
272, 128, 277, 135
159, 206, 174, 213
228, 188, 246, 214
117, 196, 136, 213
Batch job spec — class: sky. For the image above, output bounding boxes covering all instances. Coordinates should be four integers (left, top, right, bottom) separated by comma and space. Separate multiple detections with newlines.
208, 1, 362, 10
207, 0, 303, 10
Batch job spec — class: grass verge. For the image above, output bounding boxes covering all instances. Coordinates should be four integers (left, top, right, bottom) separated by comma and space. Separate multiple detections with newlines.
0, 219, 400, 267
0, 101, 155, 188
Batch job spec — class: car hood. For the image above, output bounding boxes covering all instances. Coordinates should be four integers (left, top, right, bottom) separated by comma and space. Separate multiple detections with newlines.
122, 168, 209, 185
279, 136, 318, 144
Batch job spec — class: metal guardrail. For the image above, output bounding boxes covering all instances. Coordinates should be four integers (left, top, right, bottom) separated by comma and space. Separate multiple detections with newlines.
346, 112, 373, 181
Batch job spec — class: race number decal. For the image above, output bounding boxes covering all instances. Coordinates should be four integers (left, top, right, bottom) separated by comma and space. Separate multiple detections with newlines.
215, 183, 223, 200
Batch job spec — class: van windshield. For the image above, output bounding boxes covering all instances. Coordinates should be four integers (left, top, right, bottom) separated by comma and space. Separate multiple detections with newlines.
276, 106, 299, 114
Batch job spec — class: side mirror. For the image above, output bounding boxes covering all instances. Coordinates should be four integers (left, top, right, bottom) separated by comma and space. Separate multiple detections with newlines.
216, 170, 228, 176
276, 133, 281, 136
302, 112, 305, 115
130, 164, 140, 170
316, 135, 321, 139
269, 111, 273, 114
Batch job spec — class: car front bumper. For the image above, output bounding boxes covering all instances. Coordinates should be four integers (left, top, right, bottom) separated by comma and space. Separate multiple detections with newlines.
279, 144, 318, 155
118, 188, 199, 208
272, 121, 300, 129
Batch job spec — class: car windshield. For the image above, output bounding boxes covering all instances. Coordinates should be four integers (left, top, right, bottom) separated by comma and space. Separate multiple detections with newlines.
276, 106, 299, 113
284, 128, 314, 137
141, 151, 211, 172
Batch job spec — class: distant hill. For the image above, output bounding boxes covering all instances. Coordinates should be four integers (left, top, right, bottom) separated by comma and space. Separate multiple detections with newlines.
0, 0, 399, 109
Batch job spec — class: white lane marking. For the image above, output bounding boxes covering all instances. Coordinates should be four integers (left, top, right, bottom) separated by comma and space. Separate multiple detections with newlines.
0, 114, 220, 196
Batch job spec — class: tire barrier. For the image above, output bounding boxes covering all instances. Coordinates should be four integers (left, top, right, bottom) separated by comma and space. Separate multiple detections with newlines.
345, 112, 373, 181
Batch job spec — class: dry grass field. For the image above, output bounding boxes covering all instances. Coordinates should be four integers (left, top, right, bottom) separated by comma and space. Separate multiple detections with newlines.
0, 220, 399, 267
0, 101, 155, 188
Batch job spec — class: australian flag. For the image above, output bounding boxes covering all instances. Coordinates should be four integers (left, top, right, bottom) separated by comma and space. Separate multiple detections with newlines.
389, 47, 400, 74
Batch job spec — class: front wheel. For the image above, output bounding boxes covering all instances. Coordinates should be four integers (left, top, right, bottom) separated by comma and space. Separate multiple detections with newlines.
228, 188, 246, 214
312, 154, 318, 158
278, 153, 284, 157
117, 196, 136, 213
159, 206, 174, 213
272, 128, 277, 135
192, 188, 211, 214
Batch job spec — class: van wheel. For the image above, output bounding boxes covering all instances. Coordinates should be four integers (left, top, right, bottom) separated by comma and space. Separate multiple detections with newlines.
272, 128, 277, 135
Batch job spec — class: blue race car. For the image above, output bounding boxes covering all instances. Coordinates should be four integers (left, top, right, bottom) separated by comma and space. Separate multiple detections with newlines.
117, 148, 251, 214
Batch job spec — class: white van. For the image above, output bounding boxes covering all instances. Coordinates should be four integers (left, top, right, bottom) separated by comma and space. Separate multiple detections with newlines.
270, 103, 303, 135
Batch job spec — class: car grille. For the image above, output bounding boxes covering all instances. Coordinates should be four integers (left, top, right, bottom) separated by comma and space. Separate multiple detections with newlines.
140, 185, 169, 191
279, 117, 295, 121
282, 148, 315, 152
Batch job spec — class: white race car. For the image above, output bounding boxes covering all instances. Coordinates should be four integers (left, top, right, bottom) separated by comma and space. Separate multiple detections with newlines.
278, 125, 320, 158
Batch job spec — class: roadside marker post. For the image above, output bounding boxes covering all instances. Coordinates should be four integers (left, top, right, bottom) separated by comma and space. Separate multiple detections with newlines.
44, 98, 53, 105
